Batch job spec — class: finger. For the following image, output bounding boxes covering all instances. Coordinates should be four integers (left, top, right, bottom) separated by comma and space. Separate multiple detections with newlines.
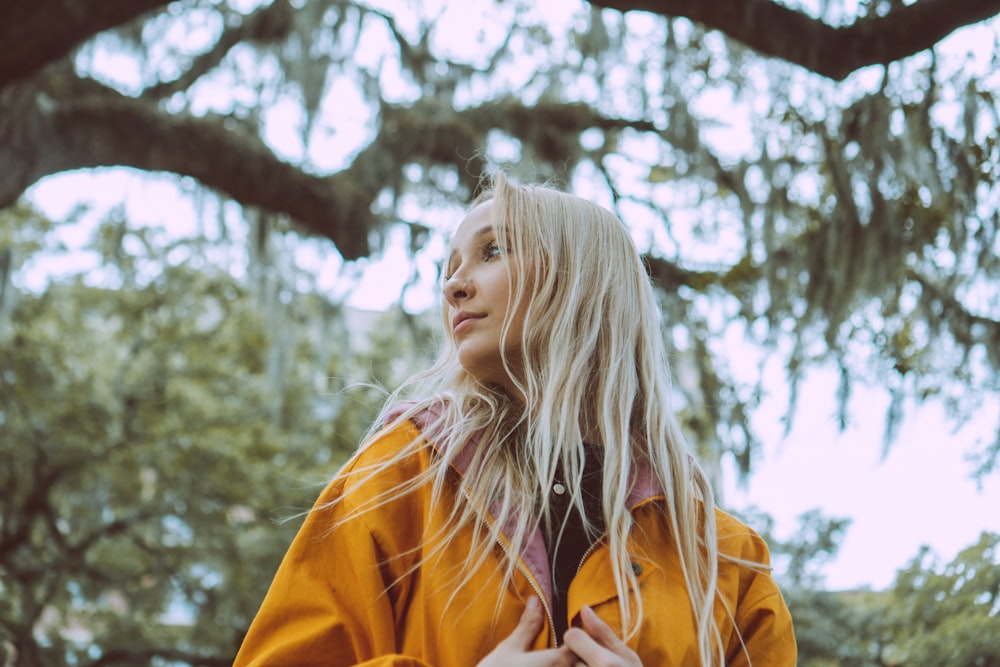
501, 596, 546, 650
563, 626, 615, 666
579, 605, 630, 652
550, 646, 584, 667
565, 607, 643, 667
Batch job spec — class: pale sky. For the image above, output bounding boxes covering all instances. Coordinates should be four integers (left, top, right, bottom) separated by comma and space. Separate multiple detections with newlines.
724, 361, 1000, 591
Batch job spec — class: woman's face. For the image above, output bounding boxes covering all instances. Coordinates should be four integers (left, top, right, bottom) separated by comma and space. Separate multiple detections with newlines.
443, 201, 528, 395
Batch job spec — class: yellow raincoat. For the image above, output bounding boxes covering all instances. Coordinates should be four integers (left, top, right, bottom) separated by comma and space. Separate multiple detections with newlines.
234, 419, 796, 666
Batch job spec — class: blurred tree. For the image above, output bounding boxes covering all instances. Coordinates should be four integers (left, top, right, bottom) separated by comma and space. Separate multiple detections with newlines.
740, 508, 887, 666
1, 0, 998, 473
2, 0, 997, 475
743, 509, 1000, 667
5, 3, 995, 663
0, 205, 433, 666
880, 532, 1000, 667
592, 0, 1000, 81
8, 0, 997, 89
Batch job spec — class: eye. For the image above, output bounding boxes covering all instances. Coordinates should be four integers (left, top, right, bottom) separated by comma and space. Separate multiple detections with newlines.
482, 240, 502, 261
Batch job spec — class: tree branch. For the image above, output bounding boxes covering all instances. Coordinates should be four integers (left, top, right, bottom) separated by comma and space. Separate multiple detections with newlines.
2, 73, 669, 260
588, 0, 1000, 80
0, 74, 373, 259
909, 268, 1000, 358
0, 0, 173, 87
144, 0, 295, 99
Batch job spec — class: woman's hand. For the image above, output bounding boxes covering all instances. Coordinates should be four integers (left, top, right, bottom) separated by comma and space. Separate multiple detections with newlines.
476, 597, 577, 667
562, 606, 643, 667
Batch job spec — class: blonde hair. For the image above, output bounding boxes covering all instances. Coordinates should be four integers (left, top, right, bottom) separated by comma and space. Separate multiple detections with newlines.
336, 172, 727, 664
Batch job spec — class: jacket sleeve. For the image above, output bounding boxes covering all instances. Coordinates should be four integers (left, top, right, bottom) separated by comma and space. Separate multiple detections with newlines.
232, 482, 430, 667
724, 534, 798, 667
727, 587, 797, 667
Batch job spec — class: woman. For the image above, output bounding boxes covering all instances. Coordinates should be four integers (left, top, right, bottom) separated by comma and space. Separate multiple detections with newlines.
233, 174, 796, 666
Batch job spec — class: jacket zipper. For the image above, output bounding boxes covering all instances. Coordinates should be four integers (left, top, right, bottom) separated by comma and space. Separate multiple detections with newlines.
493, 529, 559, 647
460, 488, 559, 647
575, 539, 602, 577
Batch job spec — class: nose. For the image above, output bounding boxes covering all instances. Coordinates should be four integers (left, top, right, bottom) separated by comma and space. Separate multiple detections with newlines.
443, 273, 473, 305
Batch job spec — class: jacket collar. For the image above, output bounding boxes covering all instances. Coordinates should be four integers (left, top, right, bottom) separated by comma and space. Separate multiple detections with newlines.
390, 403, 665, 507
388, 403, 666, 609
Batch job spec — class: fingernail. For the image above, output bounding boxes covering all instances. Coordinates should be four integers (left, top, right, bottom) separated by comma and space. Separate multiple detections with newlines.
527, 596, 539, 610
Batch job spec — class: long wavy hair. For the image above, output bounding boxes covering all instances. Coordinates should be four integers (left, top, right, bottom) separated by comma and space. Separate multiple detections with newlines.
335, 172, 728, 664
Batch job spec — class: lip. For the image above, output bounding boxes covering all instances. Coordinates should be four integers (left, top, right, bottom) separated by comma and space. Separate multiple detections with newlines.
452, 311, 485, 333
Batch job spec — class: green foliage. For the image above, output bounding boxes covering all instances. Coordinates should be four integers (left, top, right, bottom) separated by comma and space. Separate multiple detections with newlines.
745, 505, 1000, 666
3, 0, 999, 479
736, 506, 852, 591
2, 0, 999, 659
788, 588, 887, 667
736, 508, 886, 666
0, 209, 432, 666
882, 533, 1000, 667
3, 204, 999, 666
